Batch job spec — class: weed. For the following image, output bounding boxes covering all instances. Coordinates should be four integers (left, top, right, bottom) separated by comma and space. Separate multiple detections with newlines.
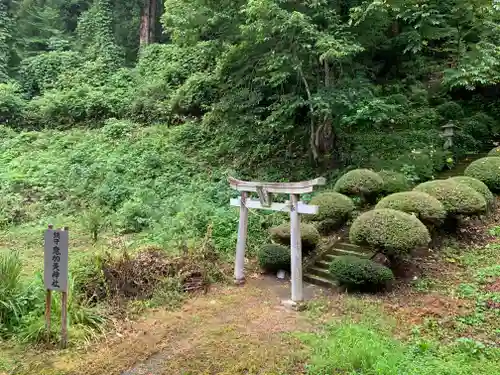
413, 277, 436, 292
81, 207, 107, 243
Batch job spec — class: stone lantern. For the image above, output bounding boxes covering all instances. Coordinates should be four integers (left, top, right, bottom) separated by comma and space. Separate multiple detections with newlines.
442, 122, 456, 150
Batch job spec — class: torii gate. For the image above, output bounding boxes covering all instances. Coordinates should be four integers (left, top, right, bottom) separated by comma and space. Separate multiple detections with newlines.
229, 176, 325, 307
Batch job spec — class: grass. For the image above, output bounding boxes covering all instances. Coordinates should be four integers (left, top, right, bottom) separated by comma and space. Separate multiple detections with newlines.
300, 321, 500, 375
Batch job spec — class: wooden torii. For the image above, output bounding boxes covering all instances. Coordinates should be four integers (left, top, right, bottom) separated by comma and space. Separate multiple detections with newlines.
229, 176, 325, 306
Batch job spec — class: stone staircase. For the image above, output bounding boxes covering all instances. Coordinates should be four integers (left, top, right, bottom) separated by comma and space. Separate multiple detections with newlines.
303, 241, 374, 288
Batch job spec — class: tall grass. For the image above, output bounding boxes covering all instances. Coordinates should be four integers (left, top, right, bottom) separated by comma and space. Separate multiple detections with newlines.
0, 252, 26, 336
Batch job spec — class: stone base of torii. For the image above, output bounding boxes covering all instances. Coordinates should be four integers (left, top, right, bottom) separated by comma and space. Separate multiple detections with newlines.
229, 176, 325, 309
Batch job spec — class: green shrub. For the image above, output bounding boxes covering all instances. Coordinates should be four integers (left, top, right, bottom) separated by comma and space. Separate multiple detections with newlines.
464, 157, 500, 192
257, 244, 290, 273
115, 199, 154, 234
0, 194, 28, 228
328, 256, 394, 292
375, 191, 446, 226
413, 180, 487, 216
462, 115, 491, 143
349, 209, 430, 258
18, 51, 83, 97
81, 207, 107, 242
270, 222, 320, 252
333, 169, 384, 202
487, 147, 500, 157
448, 176, 495, 209
436, 101, 464, 120
101, 118, 138, 139
0, 83, 26, 126
306, 192, 355, 233
168, 72, 218, 118
377, 170, 411, 195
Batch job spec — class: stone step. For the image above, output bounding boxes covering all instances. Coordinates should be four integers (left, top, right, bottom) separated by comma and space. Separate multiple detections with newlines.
335, 242, 371, 253
307, 266, 334, 280
304, 273, 336, 288
325, 248, 372, 259
316, 259, 331, 269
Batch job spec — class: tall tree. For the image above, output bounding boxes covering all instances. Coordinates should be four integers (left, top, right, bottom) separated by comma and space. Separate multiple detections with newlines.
140, 0, 161, 46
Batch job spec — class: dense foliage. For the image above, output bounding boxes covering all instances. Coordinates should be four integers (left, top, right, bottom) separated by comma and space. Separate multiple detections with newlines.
0, 0, 498, 174
328, 255, 394, 292
349, 209, 431, 258
375, 192, 446, 227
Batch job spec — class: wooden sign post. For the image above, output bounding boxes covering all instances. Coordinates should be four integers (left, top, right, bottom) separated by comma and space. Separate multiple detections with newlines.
229, 177, 325, 307
44, 225, 69, 348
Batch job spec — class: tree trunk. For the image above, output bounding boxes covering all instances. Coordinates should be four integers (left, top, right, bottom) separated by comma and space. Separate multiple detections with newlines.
140, 0, 157, 46
149, 0, 157, 43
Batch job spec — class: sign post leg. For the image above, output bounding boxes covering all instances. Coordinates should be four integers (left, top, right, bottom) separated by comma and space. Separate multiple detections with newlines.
290, 194, 303, 302
61, 291, 68, 348
234, 192, 249, 285
45, 290, 52, 343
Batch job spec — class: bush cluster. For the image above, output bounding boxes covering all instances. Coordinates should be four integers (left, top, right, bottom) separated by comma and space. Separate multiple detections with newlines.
448, 176, 494, 209
306, 192, 355, 233
349, 209, 430, 257
464, 157, 500, 192
375, 191, 446, 226
413, 180, 486, 216
334, 169, 384, 202
328, 255, 394, 292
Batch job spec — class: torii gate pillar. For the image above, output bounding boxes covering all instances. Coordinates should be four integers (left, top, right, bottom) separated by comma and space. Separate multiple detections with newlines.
229, 177, 325, 305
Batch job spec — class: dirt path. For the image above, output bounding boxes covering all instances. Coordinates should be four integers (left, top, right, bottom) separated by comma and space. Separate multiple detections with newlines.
45, 278, 329, 375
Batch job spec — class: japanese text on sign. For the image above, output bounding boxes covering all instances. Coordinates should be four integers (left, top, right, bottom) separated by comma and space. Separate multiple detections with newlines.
44, 229, 69, 292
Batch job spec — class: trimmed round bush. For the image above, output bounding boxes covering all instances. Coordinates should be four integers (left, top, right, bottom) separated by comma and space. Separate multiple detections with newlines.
349, 209, 430, 257
465, 157, 500, 192
413, 180, 487, 216
333, 169, 384, 201
377, 170, 411, 195
329, 255, 394, 292
375, 191, 446, 226
270, 222, 320, 252
449, 176, 494, 209
306, 192, 355, 233
487, 146, 500, 157
258, 244, 290, 273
